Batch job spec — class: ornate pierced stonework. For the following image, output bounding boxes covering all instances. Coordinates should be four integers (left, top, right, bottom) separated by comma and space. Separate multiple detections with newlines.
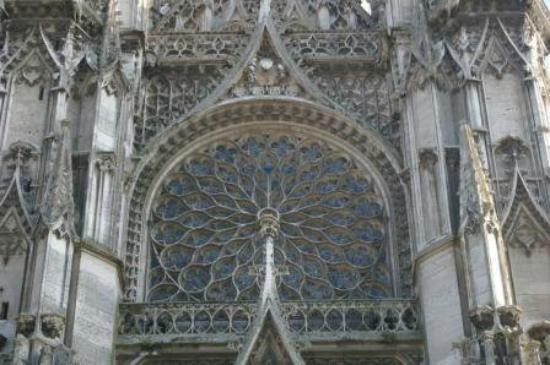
148, 133, 390, 302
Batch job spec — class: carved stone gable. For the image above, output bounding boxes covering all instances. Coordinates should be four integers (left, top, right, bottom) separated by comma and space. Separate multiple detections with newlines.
0, 209, 29, 265
503, 172, 550, 257
229, 34, 304, 98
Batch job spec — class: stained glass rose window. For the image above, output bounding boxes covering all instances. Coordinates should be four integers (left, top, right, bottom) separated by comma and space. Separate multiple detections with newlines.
148, 134, 391, 302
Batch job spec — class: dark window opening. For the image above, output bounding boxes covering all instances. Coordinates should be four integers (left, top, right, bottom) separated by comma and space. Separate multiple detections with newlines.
0, 302, 8, 320
38, 86, 45, 101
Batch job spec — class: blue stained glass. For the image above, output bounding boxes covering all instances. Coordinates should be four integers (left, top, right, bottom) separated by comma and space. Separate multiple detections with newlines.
184, 193, 215, 209
237, 243, 254, 264
283, 264, 304, 289
213, 257, 236, 279
327, 268, 360, 290
303, 256, 325, 278
366, 287, 388, 299
161, 245, 193, 269
316, 179, 338, 193
345, 245, 373, 267
271, 137, 294, 157
243, 137, 262, 157
156, 198, 187, 219
183, 229, 214, 246
188, 159, 214, 175
300, 143, 322, 161
343, 176, 369, 193
353, 227, 384, 242
281, 163, 296, 175
240, 161, 256, 176
180, 212, 209, 228
153, 222, 185, 244
216, 164, 239, 184
198, 177, 225, 194
308, 310, 324, 331
355, 201, 382, 218
148, 134, 391, 302
234, 267, 255, 289
212, 195, 238, 209
214, 145, 236, 163
317, 244, 344, 263
165, 175, 196, 195
196, 245, 221, 264
281, 223, 302, 237
206, 279, 237, 301
322, 195, 350, 208
149, 268, 164, 287
182, 266, 210, 292
323, 157, 348, 174
298, 166, 319, 182
325, 227, 352, 244
301, 279, 333, 299
327, 212, 354, 226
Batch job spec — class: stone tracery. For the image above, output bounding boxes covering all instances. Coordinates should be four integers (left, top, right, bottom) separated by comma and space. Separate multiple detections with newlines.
148, 133, 391, 303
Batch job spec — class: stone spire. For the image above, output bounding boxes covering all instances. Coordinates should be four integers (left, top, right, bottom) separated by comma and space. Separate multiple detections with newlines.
235, 208, 305, 365
40, 120, 76, 239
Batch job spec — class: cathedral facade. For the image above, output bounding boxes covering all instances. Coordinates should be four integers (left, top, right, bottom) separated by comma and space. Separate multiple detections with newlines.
0, 0, 550, 363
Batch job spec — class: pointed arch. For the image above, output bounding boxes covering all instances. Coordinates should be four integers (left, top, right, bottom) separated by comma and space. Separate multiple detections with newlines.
502, 170, 550, 256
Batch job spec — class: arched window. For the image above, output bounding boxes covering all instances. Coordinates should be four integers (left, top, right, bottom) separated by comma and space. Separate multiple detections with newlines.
147, 132, 392, 303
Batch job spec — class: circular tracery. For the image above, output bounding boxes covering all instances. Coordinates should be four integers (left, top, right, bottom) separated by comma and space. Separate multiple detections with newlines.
148, 133, 391, 302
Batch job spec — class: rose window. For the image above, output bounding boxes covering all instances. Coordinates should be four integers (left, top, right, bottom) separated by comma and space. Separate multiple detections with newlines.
148, 133, 391, 303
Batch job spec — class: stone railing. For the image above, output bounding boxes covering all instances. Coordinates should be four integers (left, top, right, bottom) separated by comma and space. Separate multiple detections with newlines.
117, 299, 420, 344
118, 302, 257, 344
281, 299, 419, 339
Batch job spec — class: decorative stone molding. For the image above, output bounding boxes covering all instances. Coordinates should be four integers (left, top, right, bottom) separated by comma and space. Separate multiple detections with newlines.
470, 306, 494, 331
497, 305, 522, 329
527, 321, 550, 342
257, 208, 280, 239
8, 141, 37, 164
15, 313, 36, 338
503, 172, 550, 257
0, 213, 28, 265
40, 313, 65, 340
95, 154, 116, 172
418, 148, 438, 169
495, 136, 529, 169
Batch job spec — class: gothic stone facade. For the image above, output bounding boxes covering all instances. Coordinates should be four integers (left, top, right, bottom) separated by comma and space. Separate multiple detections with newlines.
0, 0, 550, 364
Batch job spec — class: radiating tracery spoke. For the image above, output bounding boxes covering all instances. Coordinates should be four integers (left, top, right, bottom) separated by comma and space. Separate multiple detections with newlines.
148, 133, 391, 303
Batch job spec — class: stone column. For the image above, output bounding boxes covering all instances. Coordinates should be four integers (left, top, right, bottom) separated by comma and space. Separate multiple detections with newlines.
403, 76, 465, 362
83, 154, 116, 246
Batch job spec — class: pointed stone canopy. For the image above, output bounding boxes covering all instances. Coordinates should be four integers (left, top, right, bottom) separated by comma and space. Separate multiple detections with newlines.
502, 168, 550, 256
0, 142, 36, 233
198, 19, 335, 113
235, 208, 305, 365
40, 120, 76, 239
460, 125, 497, 234
243, 311, 300, 365
459, 124, 514, 307
0, 142, 35, 264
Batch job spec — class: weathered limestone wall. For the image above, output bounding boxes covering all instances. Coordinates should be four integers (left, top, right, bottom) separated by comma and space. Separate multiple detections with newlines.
484, 73, 529, 143
0, 253, 26, 354
417, 245, 465, 364
70, 251, 120, 364
35, 232, 73, 314
0, 254, 26, 319
5, 80, 50, 148
509, 244, 550, 328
